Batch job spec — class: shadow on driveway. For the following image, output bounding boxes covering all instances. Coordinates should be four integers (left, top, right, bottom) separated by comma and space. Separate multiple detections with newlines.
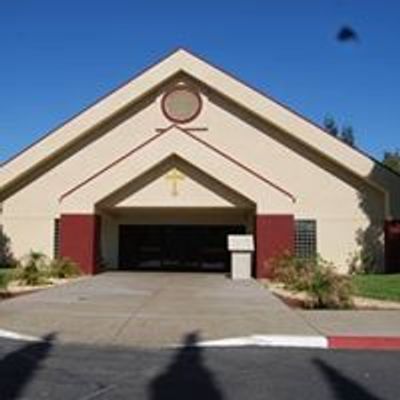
149, 331, 224, 400
313, 358, 383, 400
0, 333, 55, 400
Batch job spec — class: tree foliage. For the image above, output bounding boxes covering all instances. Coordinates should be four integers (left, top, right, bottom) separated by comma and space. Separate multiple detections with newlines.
0, 229, 15, 268
323, 116, 338, 137
323, 115, 356, 147
382, 150, 400, 174
341, 125, 355, 146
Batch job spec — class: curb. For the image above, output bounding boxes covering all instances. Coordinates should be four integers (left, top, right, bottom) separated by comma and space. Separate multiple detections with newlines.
328, 336, 400, 350
180, 335, 400, 351
0, 329, 41, 342
192, 335, 328, 349
2, 329, 400, 350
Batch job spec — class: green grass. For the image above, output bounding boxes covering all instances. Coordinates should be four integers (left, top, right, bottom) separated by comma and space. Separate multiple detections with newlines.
352, 274, 400, 302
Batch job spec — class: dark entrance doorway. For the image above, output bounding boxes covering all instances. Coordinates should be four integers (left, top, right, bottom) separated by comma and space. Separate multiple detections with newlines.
119, 224, 246, 271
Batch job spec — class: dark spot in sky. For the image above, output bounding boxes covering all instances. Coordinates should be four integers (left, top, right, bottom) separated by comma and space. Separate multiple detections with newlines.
337, 26, 359, 42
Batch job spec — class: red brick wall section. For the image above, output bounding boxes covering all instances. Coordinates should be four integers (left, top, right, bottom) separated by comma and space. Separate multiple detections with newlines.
385, 220, 400, 273
256, 215, 295, 278
59, 214, 101, 275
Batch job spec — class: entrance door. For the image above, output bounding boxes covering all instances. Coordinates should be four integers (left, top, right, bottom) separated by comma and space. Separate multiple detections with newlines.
119, 225, 245, 271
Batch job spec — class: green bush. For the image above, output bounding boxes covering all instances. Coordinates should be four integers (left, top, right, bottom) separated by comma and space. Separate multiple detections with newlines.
270, 254, 354, 309
0, 272, 11, 291
48, 258, 81, 279
14, 251, 50, 286
13, 252, 81, 286
0, 229, 15, 268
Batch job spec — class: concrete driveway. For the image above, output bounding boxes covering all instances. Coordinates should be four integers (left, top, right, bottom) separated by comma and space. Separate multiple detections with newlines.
0, 272, 319, 347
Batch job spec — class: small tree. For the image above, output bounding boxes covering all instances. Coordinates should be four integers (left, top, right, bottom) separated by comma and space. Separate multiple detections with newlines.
323, 115, 356, 147
0, 229, 15, 268
323, 115, 339, 137
383, 150, 400, 174
341, 125, 355, 147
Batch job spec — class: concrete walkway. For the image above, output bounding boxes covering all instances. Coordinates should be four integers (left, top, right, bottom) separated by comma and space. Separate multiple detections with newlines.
0, 272, 320, 347
299, 310, 400, 337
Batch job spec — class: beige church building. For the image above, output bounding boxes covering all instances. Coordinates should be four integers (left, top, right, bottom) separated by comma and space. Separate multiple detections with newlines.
1, 49, 399, 277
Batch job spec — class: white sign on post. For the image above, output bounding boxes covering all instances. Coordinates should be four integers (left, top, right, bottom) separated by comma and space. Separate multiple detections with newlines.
227, 235, 254, 280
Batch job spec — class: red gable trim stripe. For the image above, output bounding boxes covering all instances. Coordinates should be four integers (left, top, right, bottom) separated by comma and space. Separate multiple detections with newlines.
60, 125, 296, 203
59, 128, 171, 201
177, 126, 296, 203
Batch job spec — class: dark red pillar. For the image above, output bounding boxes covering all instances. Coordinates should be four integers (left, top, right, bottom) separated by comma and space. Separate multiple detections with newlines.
385, 220, 400, 273
59, 214, 101, 275
255, 214, 294, 278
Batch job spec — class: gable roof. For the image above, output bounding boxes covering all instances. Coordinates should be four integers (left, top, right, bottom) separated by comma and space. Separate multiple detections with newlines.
1, 48, 399, 197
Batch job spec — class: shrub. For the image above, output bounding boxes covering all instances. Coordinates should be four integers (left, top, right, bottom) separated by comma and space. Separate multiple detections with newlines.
270, 254, 354, 309
48, 258, 80, 279
270, 253, 316, 291
14, 251, 50, 286
0, 229, 15, 268
308, 266, 354, 309
0, 272, 11, 292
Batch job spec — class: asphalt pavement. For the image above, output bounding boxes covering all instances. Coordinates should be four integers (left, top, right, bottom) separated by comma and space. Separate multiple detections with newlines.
0, 334, 399, 400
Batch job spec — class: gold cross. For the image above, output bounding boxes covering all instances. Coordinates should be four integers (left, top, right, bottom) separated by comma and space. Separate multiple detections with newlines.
165, 168, 185, 196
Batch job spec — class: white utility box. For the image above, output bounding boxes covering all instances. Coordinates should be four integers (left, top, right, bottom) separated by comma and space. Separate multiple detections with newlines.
227, 235, 254, 280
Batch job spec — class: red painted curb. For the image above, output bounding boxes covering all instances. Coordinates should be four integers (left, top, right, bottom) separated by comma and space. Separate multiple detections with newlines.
328, 336, 400, 350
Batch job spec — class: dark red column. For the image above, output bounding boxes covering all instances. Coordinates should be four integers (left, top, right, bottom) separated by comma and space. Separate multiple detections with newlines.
255, 214, 294, 278
385, 220, 400, 273
59, 214, 101, 275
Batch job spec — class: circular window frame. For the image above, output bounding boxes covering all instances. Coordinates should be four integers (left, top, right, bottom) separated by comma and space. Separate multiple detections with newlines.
161, 85, 203, 124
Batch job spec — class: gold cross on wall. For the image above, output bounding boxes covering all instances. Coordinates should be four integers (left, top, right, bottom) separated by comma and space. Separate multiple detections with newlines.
165, 168, 185, 196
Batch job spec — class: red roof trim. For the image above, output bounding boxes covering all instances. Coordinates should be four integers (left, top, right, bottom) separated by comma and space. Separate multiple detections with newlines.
177, 126, 296, 202
59, 127, 172, 201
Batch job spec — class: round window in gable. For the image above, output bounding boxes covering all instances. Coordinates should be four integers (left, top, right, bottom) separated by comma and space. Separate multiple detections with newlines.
161, 85, 202, 124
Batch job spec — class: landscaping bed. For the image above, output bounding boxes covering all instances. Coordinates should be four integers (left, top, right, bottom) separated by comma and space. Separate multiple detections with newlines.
0, 276, 83, 300
267, 281, 400, 311
0, 253, 82, 301
263, 254, 400, 310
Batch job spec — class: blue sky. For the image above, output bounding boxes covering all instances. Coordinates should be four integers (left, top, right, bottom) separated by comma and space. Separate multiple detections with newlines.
1, 0, 399, 163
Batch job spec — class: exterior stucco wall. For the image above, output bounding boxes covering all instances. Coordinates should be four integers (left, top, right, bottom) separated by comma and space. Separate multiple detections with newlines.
114, 168, 242, 208
0, 79, 387, 272
1, 216, 54, 258
205, 94, 386, 272
60, 128, 294, 214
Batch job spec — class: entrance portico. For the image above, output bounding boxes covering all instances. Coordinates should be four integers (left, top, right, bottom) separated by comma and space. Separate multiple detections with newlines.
58, 144, 295, 278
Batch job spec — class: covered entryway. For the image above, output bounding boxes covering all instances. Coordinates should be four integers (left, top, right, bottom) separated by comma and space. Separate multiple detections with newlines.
60, 152, 295, 277
119, 224, 246, 271
94, 154, 259, 274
